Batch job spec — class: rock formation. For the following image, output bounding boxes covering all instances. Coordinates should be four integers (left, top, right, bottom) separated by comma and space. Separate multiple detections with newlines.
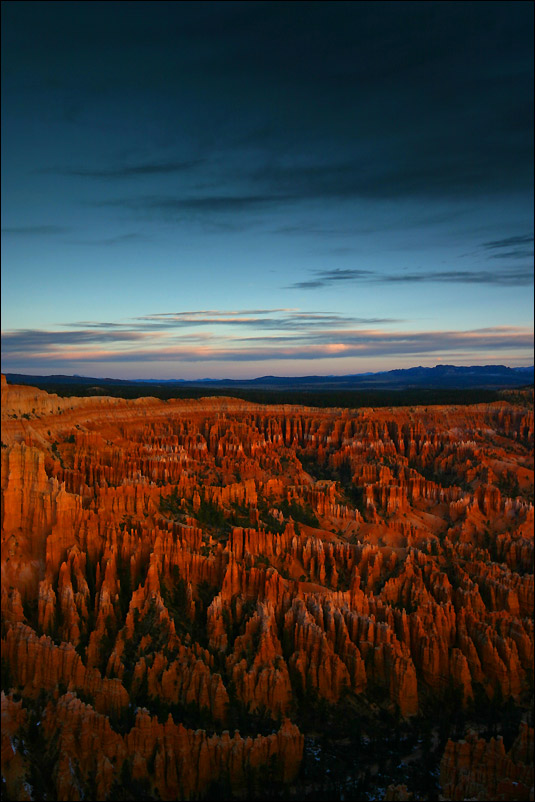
1, 376, 533, 799
440, 723, 534, 801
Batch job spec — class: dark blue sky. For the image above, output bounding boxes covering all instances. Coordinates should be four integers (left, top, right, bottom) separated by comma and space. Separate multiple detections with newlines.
2, 1, 533, 378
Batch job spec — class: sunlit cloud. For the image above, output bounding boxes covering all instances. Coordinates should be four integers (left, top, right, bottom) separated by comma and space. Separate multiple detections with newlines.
3, 324, 532, 370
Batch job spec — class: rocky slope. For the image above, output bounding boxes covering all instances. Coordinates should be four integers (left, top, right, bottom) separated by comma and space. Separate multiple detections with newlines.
1, 375, 533, 800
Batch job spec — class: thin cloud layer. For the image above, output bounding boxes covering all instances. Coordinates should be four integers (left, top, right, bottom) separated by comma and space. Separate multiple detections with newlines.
3, 310, 402, 352
2, 225, 69, 235
59, 310, 398, 333
288, 264, 534, 289
1, 329, 158, 351
2, 314, 532, 371
41, 160, 203, 178
482, 235, 534, 250
480, 233, 534, 262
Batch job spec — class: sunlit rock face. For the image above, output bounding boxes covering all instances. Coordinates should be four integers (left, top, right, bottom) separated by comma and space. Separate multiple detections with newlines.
1, 377, 533, 800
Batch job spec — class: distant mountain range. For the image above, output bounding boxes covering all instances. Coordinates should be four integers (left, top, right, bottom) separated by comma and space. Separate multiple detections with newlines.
5, 364, 534, 391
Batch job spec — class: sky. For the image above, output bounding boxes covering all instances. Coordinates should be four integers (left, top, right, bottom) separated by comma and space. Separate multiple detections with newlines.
1, 0, 533, 380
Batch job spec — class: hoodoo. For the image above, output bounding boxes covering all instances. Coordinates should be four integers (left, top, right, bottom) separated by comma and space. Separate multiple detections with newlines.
1, 378, 533, 800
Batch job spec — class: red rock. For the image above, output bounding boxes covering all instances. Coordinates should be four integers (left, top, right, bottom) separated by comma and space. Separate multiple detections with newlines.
440, 725, 534, 801
1, 377, 532, 797
1, 691, 31, 801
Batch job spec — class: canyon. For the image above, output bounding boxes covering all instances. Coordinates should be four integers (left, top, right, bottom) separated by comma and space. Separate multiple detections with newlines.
1, 374, 533, 800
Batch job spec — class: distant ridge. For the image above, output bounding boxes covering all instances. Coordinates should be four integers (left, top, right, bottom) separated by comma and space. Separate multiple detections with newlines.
5, 364, 534, 391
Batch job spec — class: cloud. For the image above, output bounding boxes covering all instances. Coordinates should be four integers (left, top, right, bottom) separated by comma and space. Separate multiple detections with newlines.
3, 4, 533, 382
381, 267, 534, 285
132, 310, 397, 331
43, 160, 203, 178
92, 154, 524, 221
274, 224, 352, 237
287, 280, 328, 290
477, 233, 534, 262
2, 225, 68, 235
58, 310, 397, 335
1, 329, 157, 353
2, 324, 532, 368
68, 233, 147, 246
92, 134, 531, 223
486, 250, 534, 261
96, 194, 297, 217
4, 2, 533, 218
138, 309, 295, 318
64, 310, 297, 329
286, 264, 534, 289
62, 321, 131, 329
288, 269, 374, 289
2, 311, 407, 365
482, 234, 534, 250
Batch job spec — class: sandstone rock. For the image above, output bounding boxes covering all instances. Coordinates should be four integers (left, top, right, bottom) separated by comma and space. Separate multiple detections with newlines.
440, 725, 534, 801
1, 377, 532, 798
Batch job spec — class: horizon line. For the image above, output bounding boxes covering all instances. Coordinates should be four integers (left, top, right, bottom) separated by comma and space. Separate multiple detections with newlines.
2, 362, 534, 384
